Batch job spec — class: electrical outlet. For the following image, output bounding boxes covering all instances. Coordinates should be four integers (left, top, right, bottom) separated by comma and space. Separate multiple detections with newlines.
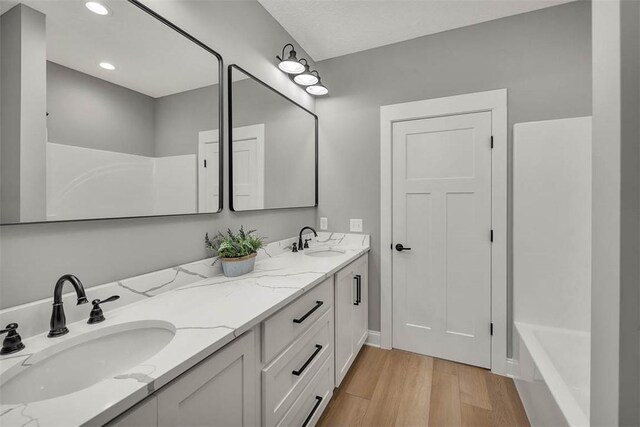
320, 217, 328, 230
350, 219, 363, 233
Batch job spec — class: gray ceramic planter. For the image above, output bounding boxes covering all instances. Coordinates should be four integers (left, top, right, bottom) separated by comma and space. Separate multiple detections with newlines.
220, 253, 257, 277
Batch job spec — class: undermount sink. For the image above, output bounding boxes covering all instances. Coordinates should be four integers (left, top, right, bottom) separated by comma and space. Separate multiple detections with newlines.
0, 320, 175, 404
304, 247, 346, 257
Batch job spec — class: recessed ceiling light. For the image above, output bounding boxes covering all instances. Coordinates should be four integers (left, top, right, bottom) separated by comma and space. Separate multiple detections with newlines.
99, 62, 115, 70
85, 2, 111, 16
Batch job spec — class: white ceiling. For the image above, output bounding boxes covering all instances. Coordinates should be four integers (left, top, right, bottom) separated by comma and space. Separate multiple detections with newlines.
1, 0, 219, 98
257, 0, 576, 61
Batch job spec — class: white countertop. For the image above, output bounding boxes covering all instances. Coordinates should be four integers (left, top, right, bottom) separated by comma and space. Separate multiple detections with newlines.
0, 233, 369, 427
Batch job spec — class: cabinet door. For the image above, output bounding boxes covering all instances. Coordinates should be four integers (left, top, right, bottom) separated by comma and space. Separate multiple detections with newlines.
157, 331, 256, 427
106, 396, 158, 427
334, 266, 355, 386
352, 255, 368, 353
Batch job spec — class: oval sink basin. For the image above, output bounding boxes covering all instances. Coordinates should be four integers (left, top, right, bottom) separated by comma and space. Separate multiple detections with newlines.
0, 320, 175, 404
305, 247, 346, 257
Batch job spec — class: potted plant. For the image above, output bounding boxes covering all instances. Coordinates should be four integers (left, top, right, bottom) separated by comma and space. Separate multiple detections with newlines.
206, 227, 264, 277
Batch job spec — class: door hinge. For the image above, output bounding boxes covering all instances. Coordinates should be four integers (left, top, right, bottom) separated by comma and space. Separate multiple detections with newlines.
204, 159, 207, 168
491, 135, 494, 149
490, 229, 494, 242
490, 323, 494, 336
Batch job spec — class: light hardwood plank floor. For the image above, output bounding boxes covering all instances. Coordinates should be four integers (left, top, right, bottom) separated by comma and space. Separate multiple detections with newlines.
318, 346, 529, 427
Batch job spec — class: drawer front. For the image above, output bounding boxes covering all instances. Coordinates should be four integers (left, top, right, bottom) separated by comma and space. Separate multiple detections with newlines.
276, 353, 334, 427
263, 277, 333, 363
263, 308, 333, 426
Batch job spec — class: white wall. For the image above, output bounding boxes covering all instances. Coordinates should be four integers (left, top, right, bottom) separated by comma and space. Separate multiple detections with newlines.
0, 0, 317, 309
46, 143, 196, 220
513, 117, 592, 333
590, 0, 640, 425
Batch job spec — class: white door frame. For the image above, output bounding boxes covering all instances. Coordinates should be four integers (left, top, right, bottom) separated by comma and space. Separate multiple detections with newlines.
380, 89, 508, 375
198, 129, 220, 213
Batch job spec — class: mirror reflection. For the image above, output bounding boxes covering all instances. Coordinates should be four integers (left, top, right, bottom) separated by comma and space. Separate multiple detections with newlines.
0, 0, 221, 224
229, 65, 317, 211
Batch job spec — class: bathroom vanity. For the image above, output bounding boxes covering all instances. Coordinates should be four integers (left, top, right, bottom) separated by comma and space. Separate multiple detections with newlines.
0, 233, 369, 427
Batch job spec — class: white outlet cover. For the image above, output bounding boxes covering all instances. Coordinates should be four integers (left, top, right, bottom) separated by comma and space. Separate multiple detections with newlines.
350, 219, 363, 233
320, 217, 328, 230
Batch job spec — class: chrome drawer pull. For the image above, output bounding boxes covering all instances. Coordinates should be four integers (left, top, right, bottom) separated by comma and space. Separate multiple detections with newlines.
292, 344, 323, 376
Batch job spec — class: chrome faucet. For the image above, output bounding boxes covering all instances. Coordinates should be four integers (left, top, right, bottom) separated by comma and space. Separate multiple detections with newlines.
298, 226, 318, 250
48, 274, 89, 337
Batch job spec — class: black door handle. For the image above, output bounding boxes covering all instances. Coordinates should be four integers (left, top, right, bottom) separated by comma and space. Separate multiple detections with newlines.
395, 244, 412, 252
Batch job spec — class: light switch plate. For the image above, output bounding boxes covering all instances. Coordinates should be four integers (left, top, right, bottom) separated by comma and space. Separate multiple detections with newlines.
320, 217, 328, 230
350, 219, 363, 233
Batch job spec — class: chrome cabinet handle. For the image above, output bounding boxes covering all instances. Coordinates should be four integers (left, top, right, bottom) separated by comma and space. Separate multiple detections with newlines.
293, 301, 324, 324
354, 275, 362, 305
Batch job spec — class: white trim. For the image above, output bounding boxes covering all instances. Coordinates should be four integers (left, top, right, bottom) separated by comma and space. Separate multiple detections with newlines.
364, 330, 381, 348
506, 358, 520, 379
198, 129, 219, 213
379, 89, 508, 376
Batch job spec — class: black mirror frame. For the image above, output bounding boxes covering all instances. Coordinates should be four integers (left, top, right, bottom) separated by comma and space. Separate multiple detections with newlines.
0, 0, 224, 226
228, 64, 318, 212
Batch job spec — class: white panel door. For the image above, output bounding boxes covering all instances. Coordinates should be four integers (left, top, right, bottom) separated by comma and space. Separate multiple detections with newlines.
232, 124, 265, 210
198, 130, 219, 213
392, 111, 492, 368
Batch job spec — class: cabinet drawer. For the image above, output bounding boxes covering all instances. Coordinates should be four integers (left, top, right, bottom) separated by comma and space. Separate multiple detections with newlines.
276, 352, 334, 427
263, 308, 333, 427
263, 277, 333, 363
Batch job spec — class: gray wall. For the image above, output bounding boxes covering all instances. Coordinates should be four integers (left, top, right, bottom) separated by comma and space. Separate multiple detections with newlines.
315, 0, 592, 352
155, 84, 218, 157
590, 0, 639, 425
47, 61, 156, 157
0, 0, 316, 309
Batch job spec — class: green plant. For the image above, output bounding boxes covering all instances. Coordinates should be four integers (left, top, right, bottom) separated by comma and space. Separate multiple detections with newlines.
206, 226, 264, 259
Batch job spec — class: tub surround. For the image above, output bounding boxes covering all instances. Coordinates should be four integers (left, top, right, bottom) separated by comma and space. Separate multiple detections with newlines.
0, 232, 369, 427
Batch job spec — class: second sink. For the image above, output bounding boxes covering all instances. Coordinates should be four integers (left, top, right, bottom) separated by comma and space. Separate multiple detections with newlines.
304, 247, 346, 257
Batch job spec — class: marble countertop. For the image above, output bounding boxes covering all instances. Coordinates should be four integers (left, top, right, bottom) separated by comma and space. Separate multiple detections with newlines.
0, 233, 369, 427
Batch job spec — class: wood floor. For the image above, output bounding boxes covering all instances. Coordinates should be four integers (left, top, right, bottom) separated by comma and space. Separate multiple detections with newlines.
318, 346, 529, 427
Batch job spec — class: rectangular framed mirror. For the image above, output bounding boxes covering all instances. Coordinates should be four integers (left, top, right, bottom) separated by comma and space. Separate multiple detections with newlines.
0, 0, 223, 225
228, 64, 317, 211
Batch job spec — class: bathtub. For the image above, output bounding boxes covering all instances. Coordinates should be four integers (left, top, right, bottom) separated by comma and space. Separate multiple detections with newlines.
514, 322, 590, 427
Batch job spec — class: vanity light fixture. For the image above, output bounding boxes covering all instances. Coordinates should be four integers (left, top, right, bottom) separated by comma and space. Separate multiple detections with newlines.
293, 59, 319, 86
306, 72, 328, 96
85, 1, 111, 16
277, 43, 305, 74
99, 62, 115, 70
276, 43, 328, 96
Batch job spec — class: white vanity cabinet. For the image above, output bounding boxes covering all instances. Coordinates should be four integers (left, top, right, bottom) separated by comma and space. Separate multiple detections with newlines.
104, 251, 370, 427
261, 277, 334, 427
106, 396, 158, 427
334, 254, 368, 386
156, 330, 257, 427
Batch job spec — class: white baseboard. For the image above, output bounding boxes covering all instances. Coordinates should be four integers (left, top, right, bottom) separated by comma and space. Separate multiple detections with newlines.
506, 358, 519, 378
364, 330, 381, 347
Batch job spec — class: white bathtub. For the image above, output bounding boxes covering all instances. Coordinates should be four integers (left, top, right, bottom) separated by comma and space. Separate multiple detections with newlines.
514, 322, 590, 427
